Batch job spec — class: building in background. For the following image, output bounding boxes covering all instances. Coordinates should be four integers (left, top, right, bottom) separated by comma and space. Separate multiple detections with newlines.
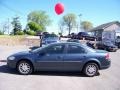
90, 21, 120, 44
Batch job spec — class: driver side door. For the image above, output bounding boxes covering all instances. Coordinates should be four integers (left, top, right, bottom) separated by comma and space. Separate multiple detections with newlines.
35, 44, 65, 71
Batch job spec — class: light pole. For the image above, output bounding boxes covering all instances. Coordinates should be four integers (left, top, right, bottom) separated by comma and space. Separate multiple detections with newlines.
78, 14, 82, 32
7, 18, 10, 35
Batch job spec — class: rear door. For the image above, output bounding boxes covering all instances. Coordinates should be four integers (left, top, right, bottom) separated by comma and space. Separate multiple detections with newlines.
63, 44, 87, 71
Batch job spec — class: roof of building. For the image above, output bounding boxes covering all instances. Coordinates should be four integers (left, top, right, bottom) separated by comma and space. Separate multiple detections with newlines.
90, 21, 120, 31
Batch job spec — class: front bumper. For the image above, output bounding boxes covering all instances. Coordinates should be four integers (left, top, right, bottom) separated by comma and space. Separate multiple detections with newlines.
7, 59, 17, 69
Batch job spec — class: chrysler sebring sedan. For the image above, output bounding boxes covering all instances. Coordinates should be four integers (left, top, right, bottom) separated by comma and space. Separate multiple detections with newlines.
7, 42, 111, 77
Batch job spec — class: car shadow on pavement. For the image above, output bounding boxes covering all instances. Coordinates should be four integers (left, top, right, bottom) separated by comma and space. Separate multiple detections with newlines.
33, 71, 87, 77
0, 64, 18, 74
33, 71, 100, 77
0, 64, 100, 77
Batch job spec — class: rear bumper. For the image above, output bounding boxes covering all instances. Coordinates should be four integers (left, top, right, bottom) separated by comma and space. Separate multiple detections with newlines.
107, 47, 118, 52
100, 60, 111, 70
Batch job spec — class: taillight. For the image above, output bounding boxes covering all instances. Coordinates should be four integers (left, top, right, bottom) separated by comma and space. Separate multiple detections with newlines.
105, 53, 110, 60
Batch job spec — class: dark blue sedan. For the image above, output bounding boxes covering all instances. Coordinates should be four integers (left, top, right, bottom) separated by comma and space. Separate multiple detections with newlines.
7, 42, 111, 77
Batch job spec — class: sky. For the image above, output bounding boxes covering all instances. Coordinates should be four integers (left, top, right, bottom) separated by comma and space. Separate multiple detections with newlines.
0, 0, 120, 34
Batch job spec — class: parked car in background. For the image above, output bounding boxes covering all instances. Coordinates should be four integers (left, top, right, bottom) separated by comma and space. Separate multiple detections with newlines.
96, 41, 118, 52
42, 33, 59, 45
115, 36, 120, 48
32, 32, 59, 49
72, 32, 96, 41
67, 39, 80, 43
7, 42, 111, 77
67, 39, 96, 49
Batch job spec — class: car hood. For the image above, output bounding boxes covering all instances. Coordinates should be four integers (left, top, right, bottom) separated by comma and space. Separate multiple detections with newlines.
11, 51, 31, 56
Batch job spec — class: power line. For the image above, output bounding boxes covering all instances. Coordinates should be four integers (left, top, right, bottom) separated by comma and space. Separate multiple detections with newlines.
0, 2, 23, 15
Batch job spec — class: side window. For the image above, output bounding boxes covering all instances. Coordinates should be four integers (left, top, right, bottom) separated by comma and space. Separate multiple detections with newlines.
67, 45, 86, 54
46, 44, 65, 54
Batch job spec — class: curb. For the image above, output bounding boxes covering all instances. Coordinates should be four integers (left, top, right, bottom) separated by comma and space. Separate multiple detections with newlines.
0, 60, 7, 62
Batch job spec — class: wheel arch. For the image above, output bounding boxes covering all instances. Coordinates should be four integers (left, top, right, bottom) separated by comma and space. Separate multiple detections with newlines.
82, 60, 100, 71
16, 59, 34, 71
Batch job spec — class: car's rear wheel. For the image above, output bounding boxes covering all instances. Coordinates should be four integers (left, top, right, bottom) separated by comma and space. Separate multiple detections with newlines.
83, 63, 98, 77
17, 61, 33, 75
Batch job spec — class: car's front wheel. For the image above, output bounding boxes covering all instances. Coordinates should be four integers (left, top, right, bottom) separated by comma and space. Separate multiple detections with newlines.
17, 61, 33, 75
83, 63, 98, 77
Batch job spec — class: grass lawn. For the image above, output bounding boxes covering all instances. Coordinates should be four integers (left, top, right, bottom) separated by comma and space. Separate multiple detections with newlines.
0, 35, 40, 46
0, 35, 26, 46
0, 35, 25, 38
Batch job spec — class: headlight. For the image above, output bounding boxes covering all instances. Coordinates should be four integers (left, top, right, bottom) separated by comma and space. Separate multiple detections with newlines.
8, 56, 15, 60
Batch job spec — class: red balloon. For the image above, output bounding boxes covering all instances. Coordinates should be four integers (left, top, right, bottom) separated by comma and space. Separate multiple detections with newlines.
55, 3, 64, 15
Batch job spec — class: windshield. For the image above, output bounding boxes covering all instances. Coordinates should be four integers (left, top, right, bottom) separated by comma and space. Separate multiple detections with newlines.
44, 34, 58, 38
44, 37, 59, 40
31, 44, 49, 53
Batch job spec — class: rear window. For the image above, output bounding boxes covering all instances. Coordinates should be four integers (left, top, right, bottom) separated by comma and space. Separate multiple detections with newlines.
82, 44, 96, 53
43, 34, 58, 38
67, 45, 86, 54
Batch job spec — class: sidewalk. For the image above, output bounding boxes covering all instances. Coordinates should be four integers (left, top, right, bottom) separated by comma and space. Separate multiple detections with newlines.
0, 45, 29, 62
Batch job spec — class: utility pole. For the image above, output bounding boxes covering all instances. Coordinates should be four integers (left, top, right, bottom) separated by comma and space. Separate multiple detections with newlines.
78, 14, 82, 32
7, 18, 10, 35
3, 23, 7, 34
76, 23, 79, 33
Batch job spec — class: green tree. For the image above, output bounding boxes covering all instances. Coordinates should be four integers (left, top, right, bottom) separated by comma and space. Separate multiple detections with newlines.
0, 30, 4, 35
26, 30, 36, 35
61, 13, 76, 35
11, 16, 22, 35
58, 20, 65, 35
27, 10, 51, 31
27, 22, 44, 32
81, 21, 93, 31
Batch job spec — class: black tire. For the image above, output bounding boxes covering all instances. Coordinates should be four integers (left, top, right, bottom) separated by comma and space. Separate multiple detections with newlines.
112, 49, 117, 52
83, 63, 99, 77
118, 44, 120, 48
17, 60, 33, 75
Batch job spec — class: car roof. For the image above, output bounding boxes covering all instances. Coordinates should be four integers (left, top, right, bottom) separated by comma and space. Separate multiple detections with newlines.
49, 42, 81, 46
67, 39, 79, 41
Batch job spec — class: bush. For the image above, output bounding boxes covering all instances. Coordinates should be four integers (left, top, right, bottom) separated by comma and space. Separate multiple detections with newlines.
16, 31, 24, 35
26, 30, 36, 35
0, 31, 4, 35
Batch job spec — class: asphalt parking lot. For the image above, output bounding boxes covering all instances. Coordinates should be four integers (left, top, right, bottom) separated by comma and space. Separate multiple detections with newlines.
0, 46, 120, 90
0, 45, 29, 60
